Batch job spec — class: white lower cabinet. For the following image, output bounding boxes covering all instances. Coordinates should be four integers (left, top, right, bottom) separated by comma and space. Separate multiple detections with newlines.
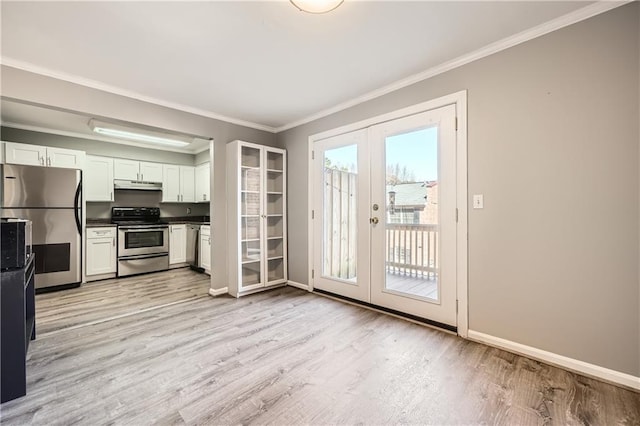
169, 224, 187, 266
86, 227, 117, 281
200, 225, 211, 274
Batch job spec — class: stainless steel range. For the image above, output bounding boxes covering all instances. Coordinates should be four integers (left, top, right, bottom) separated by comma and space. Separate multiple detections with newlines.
112, 207, 169, 277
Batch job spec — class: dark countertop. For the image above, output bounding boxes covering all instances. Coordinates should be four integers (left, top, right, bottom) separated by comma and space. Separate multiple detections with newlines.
86, 216, 210, 227
86, 219, 114, 228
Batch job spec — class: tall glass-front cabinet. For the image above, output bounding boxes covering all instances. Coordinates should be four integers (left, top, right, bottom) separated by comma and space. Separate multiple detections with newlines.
227, 141, 287, 297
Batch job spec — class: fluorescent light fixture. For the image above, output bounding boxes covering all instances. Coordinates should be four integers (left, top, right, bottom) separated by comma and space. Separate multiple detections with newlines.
290, 0, 343, 14
89, 119, 192, 147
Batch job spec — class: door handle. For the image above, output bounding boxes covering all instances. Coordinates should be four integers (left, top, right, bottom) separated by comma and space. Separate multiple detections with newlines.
370, 217, 379, 224
112, 237, 115, 247
40, 156, 45, 166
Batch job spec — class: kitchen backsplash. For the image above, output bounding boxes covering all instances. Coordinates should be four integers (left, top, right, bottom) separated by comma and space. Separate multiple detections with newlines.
86, 190, 209, 219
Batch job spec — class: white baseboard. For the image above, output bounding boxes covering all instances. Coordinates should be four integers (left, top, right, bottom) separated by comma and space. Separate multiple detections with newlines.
287, 280, 310, 291
467, 330, 640, 392
208, 287, 228, 297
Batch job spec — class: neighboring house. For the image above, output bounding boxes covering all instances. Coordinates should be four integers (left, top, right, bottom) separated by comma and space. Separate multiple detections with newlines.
387, 181, 438, 225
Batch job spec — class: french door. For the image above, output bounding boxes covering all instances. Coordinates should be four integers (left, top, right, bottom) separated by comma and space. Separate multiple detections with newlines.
312, 104, 458, 329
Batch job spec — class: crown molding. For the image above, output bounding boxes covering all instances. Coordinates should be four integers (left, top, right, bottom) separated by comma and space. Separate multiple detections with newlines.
275, 0, 631, 133
0, 57, 278, 133
0, 121, 210, 155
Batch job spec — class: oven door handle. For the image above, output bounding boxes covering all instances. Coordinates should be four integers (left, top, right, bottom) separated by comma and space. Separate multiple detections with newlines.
117, 226, 169, 230
118, 253, 169, 261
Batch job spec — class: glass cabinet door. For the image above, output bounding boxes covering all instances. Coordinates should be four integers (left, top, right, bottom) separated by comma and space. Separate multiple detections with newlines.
265, 149, 285, 283
240, 146, 262, 287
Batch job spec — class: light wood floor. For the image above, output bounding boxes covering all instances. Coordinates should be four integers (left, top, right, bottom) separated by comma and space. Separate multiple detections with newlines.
1, 269, 638, 425
35, 268, 210, 335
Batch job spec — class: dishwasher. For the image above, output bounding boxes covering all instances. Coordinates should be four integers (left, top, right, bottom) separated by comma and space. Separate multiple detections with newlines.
186, 224, 203, 272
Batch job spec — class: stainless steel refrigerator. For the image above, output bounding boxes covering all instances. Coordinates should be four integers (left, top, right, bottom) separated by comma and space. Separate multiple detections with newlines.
1, 164, 82, 290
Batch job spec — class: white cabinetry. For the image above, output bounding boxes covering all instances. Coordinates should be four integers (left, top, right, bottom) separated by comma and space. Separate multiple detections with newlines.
226, 141, 287, 297
162, 165, 195, 202
114, 159, 163, 182
85, 156, 114, 201
169, 224, 187, 266
200, 225, 211, 274
4, 142, 85, 169
195, 163, 210, 203
86, 227, 117, 281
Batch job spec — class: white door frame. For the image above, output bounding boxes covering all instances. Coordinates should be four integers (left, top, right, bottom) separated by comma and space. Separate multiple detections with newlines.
307, 90, 468, 337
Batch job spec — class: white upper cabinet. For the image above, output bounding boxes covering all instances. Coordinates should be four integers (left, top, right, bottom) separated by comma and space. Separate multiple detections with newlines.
162, 164, 180, 202
162, 164, 194, 203
139, 161, 163, 182
180, 166, 195, 203
5, 142, 46, 166
47, 147, 86, 169
114, 159, 163, 182
85, 156, 115, 202
195, 162, 210, 203
113, 159, 139, 180
4, 142, 85, 169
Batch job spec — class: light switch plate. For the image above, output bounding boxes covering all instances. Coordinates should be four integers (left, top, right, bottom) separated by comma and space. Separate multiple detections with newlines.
473, 194, 484, 209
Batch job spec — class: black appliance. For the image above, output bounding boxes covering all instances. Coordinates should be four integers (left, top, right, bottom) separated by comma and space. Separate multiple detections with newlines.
1, 218, 32, 270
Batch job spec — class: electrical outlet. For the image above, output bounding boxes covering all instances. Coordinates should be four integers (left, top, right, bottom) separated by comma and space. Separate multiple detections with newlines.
186, 207, 191, 215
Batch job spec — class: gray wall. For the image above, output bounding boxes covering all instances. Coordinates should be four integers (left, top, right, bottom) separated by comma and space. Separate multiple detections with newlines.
277, 3, 640, 376
2, 67, 278, 293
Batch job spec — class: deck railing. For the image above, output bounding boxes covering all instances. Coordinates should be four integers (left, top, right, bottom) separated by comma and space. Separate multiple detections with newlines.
386, 223, 439, 279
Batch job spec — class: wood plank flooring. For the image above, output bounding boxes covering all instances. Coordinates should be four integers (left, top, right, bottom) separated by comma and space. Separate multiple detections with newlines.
35, 268, 210, 335
1, 270, 638, 425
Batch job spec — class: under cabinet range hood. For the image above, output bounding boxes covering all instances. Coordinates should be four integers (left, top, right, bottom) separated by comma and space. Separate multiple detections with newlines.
114, 179, 162, 191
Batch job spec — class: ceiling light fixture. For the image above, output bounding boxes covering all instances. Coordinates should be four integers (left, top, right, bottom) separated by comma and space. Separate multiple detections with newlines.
88, 119, 192, 148
290, 0, 344, 14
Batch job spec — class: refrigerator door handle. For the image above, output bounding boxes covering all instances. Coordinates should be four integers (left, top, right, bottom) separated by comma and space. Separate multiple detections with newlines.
74, 180, 82, 236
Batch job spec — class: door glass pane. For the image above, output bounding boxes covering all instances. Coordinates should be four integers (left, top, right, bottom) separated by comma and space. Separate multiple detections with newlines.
385, 127, 439, 300
323, 144, 357, 282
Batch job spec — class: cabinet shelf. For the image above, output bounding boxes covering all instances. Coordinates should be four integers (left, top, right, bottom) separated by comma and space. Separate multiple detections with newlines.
242, 238, 260, 242
267, 214, 283, 217
266, 191, 283, 195
242, 258, 261, 264
267, 236, 283, 240
268, 256, 284, 261
266, 168, 283, 173
241, 190, 260, 194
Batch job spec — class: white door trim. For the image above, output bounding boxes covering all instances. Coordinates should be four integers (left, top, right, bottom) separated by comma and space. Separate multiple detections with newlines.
307, 90, 468, 337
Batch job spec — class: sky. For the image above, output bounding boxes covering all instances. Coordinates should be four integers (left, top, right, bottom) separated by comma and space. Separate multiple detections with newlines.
324, 126, 438, 182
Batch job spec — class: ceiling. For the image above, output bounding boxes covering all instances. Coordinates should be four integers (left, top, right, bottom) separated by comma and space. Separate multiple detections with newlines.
1, 1, 605, 145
